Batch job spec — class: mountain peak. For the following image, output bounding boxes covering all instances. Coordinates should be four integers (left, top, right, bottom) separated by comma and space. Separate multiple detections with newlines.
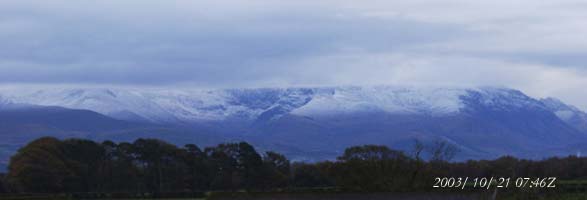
0, 86, 581, 126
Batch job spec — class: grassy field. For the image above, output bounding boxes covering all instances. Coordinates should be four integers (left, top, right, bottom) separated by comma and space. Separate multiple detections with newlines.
0, 193, 486, 200
207, 192, 485, 200
2, 193, 587, 200
4, 183, 587, 200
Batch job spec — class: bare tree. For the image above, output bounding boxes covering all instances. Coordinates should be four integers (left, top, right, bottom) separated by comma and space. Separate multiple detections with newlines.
409, 139, 426, 187
411, 139, 425, 161
429, 140, 459, 162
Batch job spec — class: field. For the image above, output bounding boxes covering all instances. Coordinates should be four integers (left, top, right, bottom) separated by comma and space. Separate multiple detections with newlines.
0, 193, 484, 200
4, 180, 587, 200
207, 192, 484, 200
3, 191, 587, 200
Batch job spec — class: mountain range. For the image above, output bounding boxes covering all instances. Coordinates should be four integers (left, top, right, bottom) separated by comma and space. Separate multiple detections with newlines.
1, 86, 587, 170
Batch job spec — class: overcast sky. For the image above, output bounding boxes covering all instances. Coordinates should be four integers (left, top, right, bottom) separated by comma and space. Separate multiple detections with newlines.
1, 0, 587, 109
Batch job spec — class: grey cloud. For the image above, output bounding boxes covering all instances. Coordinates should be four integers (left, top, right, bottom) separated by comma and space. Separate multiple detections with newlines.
1, 0, 587, 109
0, 1, 470, 86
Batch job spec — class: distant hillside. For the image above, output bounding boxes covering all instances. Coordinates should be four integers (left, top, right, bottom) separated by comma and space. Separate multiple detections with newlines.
0, 103, 225, 171
1, 86, 587, 166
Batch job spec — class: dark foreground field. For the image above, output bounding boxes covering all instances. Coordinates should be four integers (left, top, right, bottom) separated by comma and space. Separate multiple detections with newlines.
3, 192, 586, 200
206, 191, 587, 200
208, 192, 483, 200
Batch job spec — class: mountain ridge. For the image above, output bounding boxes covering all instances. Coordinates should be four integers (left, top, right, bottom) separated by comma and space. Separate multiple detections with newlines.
3, 86, 574, 124
1, 85, 586, 164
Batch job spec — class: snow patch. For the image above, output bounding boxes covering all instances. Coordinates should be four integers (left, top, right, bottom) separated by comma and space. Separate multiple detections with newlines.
0, 86, 560, 124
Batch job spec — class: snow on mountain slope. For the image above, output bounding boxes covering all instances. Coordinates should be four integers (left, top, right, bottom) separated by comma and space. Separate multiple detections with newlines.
0, 88, 178, 123
0, 87, 315, 123
0, 95, 8, 107
290, 86, 466, 116
460, 87, 550, 113
0, 86, 583, 127
541, 97, 587, 133
2, 85, 587, 161
542, 97, 584, 120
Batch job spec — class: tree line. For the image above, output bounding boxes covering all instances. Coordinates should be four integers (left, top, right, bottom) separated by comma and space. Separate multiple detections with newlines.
0, 137, 585, 196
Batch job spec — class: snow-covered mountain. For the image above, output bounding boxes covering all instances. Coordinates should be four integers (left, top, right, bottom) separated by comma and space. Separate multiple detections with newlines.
0, 95, 11, 108
0, 87, 310, 123
1, 85, 587, 162
541, 97, 587, 133
0, 86, 567, 124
